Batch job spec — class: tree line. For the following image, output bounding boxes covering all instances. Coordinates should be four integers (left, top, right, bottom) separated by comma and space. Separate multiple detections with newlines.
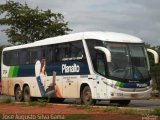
0, 0, 71, 45
0, 0, 71, 79
148, 45, 160, 91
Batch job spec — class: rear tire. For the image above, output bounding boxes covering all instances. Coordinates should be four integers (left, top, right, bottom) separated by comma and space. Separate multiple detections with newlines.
81, 86, 96, 105
23, 86, 31, 102
15, 86, 23, 102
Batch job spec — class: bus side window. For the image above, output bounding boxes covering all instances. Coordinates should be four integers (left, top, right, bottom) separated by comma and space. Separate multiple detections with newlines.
54, 47, 60, 62
3, 51, 9, 66
19, 49, 29, 64
46, 45, 53, 63
86, 39, 107, 76
96, 52, 107, 76
30, 47, 42, 64
3, 50, 19, 66
11, 50, 19, 65
41, 47, 46, 59
71, 41, 84, 58
54, 43, 70, 61
58, 46, 63, 60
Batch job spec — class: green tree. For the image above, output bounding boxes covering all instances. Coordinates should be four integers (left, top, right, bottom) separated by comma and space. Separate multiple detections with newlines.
0, 1, 72, 45
152, 46, 160, 91
146, 44, 160, 91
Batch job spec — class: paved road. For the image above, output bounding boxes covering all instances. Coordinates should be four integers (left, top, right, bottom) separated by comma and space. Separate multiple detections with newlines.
130, 99, 160, 109
57, 98, 160, 110
0, 95, 160, 109
94, 99, 160, 109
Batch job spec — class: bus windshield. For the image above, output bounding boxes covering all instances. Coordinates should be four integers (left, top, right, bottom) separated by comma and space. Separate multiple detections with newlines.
106, 43, 150, 82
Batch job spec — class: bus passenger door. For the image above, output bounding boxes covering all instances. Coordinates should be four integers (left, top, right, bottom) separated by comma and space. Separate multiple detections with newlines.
62, 76, 78, 98
95, 52, 108, 99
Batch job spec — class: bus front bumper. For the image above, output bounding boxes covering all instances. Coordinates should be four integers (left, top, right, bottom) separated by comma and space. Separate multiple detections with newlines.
108, 87, 152, 100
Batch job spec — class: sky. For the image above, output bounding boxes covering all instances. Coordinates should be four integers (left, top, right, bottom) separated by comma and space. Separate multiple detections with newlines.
0, 0, 160, 46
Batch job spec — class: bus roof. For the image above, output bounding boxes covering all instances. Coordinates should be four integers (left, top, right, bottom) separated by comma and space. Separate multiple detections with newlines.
3, 31, 143, 51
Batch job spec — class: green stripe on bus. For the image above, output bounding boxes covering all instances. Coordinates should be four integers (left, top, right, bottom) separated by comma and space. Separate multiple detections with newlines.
115, 82, 124, 87
8, 67, 14, 77
8, 66, 19, 77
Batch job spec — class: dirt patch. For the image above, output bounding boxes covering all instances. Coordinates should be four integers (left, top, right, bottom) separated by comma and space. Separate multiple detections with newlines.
0, 103, 158, 120
0, 103, 88, 114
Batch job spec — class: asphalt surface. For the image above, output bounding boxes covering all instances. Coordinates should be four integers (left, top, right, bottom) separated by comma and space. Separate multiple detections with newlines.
95, 99, 160, 109
64, 98, 160, 109
0, 94, 160, 110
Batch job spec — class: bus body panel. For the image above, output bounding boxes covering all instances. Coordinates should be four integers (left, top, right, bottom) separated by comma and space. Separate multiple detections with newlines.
2, 77, 41, 97
106, 85, 152, 100
1, 31, 155, 103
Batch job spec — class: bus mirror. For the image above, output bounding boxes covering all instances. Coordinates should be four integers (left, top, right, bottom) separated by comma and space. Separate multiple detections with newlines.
94, 46, 111, 62
147, 48, 159, 64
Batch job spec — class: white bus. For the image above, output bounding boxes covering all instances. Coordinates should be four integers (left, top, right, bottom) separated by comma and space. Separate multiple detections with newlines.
1, 32, 159, 105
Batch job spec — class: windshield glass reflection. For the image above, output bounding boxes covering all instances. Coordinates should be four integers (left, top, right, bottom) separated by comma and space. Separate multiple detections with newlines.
106, 43, 150, 82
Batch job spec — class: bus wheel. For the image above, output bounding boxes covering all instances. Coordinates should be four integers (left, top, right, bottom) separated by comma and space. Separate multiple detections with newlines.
81, 86, 96, 105
15, 86, 23, 102
23, 86, 31, 102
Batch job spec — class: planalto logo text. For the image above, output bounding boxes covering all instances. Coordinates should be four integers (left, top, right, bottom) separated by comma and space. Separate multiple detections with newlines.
62, 64, 80, 73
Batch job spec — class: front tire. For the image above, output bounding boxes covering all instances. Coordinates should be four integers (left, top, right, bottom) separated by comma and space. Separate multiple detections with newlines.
81, 86, 96, 105
15, 86, 23, 102
23, 86, 31, 102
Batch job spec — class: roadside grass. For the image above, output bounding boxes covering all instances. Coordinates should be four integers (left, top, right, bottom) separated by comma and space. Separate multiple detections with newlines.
103, 107, 152, 116
21, 98, 48, 107
150, 107, 160, 116
0, 95, 48, 106
69, 104, 99, 112
70, 104, 153, 116
120, 108, 142, 115
1, 96, 160, 117
103, 106, 119, 112
0, 95, 13, 103
65, 114, 90, 120
72, 105, 145, 115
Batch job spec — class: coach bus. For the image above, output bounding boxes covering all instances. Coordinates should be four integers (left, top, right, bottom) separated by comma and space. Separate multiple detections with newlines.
1, 32, 159, 105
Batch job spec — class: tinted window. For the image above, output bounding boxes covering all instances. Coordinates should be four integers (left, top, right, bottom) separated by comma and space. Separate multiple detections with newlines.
86, 39, 107, 76
3, 40, 86, 66
46, 45, 55, 63
46, 40, 85, 63
3, 47, 43, 66
30, 47, 42, 64
3, 50, 19, 66
71, 41, 84, 58
58, 43, 71, 61
3, 51, 10, 65
19, 49, 29, 64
